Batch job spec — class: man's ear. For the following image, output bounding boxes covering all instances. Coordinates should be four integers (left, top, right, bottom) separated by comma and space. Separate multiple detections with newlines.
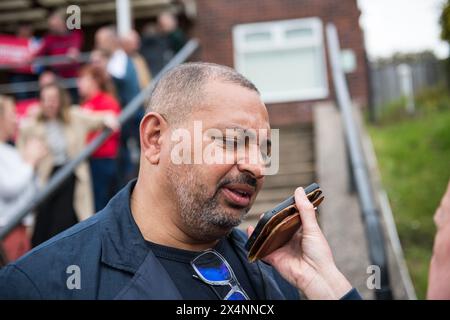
140, 112, 167, 165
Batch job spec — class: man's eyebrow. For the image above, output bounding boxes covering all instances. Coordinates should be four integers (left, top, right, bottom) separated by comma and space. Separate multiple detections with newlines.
219, 126, 272, 146
210, 123, 271, 141
213, 124, 246, 131
223, 126, 258, 140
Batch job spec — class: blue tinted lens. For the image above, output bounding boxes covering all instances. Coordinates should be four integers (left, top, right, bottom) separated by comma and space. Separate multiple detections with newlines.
194, 252, 231, 282
196, 263, 230, 282
226, 291, 247, 300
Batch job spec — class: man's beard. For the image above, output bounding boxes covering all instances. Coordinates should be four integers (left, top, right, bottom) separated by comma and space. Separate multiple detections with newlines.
166, 164, 256, 242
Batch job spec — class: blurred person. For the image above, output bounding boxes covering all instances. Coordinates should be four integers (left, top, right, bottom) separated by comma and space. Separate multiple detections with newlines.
15, 71, 59, 124
427, 180, 450, 299
95, 26, 142, 186
0, 63, 361, 300
78, 65, 121, 211
38, 70, 57, 88
90, 49, 110, 76
139, 12, 186, 77
10, 23, 41, 100
90, 49, 107, 69
95, 26, 140, 109
89, 50, 118, 96
157, 11, 187, 53
0, 96, 46, 261
33, 9, 84, 103
17, 83, 119, 247
140, 22, 172, 75
121, 30, 152, 90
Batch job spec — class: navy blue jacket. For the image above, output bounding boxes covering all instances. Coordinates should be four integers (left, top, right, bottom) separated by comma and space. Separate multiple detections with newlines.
0, 180, 302, 300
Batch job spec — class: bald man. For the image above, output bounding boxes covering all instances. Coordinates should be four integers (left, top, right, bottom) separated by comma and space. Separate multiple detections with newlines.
0, 63, 360, 300
95, 26, 140, 108
121, 30, 152, 90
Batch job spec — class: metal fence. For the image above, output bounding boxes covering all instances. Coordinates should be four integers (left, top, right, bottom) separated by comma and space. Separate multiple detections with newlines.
370, 59, 446, 111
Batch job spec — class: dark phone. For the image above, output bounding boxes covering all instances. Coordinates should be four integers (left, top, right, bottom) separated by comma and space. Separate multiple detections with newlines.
245, 183, 322, 252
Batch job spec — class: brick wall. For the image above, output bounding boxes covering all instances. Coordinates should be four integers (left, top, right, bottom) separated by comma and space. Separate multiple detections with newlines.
191, 0, 369, 126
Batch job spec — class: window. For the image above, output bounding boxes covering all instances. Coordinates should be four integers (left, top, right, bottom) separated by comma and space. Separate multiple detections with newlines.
233, 18, 328, 103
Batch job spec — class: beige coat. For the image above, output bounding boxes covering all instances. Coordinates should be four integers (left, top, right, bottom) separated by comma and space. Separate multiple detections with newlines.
18, 107, 107, 221
132, 54, 152, 89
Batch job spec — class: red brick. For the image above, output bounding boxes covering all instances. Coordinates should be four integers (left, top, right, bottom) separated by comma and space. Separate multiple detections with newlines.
191, 0, 369, 124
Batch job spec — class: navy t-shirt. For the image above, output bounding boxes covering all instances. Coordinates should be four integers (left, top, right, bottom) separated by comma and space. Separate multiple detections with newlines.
146, 236, 259, 300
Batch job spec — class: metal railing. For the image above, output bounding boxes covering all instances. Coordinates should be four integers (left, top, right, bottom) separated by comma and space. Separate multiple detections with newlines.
0, 78, 78, 95
326, 24, 393, 300
0, 52, 92, 95
0, 52, 92, 70
0, 39, 200, 251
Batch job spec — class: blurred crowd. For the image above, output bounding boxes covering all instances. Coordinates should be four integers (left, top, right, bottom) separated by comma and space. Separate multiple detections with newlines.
0, 9, 186, 261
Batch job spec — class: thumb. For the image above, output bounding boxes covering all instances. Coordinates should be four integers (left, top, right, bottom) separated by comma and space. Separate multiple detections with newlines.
294, 187, 321, 234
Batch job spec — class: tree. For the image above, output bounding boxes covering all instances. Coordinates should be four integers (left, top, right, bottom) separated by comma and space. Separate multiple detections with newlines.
440, 1, 450, 90
440, 0, 450, 43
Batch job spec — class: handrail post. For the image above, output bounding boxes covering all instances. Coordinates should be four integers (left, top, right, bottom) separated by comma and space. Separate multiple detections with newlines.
326, 24, 393, 300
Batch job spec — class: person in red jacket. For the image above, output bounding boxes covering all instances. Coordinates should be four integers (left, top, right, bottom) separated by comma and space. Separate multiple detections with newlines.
34, 9, 83, 103
78, 65, 121, 211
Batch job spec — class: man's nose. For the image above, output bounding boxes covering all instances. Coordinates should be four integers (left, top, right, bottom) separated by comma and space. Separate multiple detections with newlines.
236, 158, 265, 180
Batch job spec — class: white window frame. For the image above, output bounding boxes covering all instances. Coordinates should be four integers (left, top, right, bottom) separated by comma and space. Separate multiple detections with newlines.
233, 17, 329, 104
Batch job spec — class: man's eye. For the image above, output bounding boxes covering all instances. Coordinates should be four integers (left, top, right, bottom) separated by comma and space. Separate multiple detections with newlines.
260, 150, 270, 161
265, 146, 272, 157
212, 137, 231, 148
259, 143, 271, 161
223, 138, 237, 149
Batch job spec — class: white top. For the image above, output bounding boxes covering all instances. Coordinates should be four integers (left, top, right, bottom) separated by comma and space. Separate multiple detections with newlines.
0, 143, 37, 227
107, 49, 128, 79
45, 120, 68, 166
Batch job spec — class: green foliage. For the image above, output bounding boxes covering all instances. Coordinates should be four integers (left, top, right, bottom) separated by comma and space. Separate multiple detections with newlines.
368, 108, 450, 299
415, 85, 450, 112
441, 0, 450, 43
375, 85, 450, 125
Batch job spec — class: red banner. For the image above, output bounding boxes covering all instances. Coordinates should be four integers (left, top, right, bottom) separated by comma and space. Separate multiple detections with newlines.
0, 35, 31, 66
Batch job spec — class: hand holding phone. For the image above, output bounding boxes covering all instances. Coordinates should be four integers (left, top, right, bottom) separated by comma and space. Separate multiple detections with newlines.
245, 183, 324, 262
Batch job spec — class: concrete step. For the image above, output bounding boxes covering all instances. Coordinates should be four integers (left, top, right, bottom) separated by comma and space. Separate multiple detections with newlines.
276, 162, 315, 175
276, 125, 313, 133
278, 154, 314, 165
278, 135, 313, 145
262, 172, 314, 188
254, 187, 296, 202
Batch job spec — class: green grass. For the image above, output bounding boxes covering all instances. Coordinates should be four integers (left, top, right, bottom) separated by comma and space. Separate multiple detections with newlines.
368, 108, 450, 299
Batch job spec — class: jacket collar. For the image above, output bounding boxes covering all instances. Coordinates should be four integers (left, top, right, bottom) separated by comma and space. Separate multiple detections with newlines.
100, 179, 183, 299
99, 179, 288, 299
100, 179, 150, 273
229, 229, 287, 300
